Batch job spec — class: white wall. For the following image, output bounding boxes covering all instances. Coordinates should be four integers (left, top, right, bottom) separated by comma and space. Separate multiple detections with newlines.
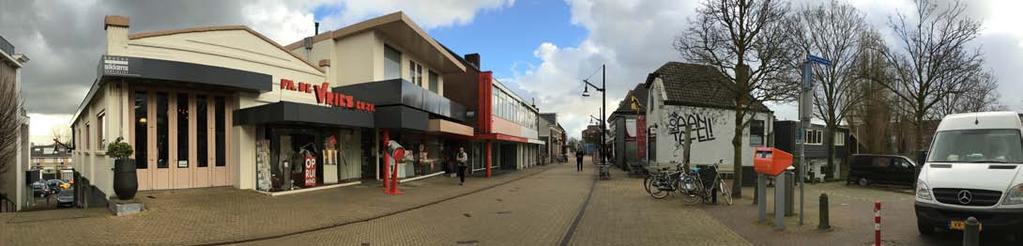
646, 78, 773, 172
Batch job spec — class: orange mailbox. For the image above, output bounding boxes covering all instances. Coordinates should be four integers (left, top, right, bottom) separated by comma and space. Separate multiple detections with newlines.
753, 147, 793, 176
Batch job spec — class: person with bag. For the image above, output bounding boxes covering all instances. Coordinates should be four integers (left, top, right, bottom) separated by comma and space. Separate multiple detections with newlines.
456, 147, 469, 185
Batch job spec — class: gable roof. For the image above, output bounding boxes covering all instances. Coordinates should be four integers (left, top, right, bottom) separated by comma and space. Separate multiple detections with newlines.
129, 25, 324, 73
645, 62, 770, 112
611, 83, 648, 117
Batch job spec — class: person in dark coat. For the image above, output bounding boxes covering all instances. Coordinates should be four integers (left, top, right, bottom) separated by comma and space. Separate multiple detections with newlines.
456, 147, 469, 185
575, 151, 585, 172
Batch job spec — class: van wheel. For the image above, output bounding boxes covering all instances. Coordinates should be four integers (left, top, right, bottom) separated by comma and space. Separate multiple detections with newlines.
858, 178, 869, 186
917, 219, 934, 236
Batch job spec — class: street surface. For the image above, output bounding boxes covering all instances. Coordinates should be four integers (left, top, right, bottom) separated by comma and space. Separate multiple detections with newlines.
2, 158, 1012, 245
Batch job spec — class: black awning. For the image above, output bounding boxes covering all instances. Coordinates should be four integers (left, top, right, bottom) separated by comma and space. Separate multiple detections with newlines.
233, 101, 374, 128
99, 55, 272, 92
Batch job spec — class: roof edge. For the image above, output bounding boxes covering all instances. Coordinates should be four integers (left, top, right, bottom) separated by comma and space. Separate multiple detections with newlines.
128, 25, 324, 73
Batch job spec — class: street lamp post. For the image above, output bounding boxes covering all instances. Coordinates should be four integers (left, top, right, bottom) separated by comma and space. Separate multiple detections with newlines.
582, 64, 608, 179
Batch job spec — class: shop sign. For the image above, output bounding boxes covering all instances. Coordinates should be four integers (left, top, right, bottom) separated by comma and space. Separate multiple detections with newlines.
101, 55, 140, 77
280, 79, 375, 112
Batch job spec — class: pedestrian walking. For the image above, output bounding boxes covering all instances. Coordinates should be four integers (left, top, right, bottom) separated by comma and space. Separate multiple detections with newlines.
456, 147, 469, 185
575, 151, 584, 172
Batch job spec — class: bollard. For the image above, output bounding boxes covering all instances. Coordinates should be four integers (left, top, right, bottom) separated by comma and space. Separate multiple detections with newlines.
963, 216, 979, 246
874, 201, 881, 246
818, 193, 830, 230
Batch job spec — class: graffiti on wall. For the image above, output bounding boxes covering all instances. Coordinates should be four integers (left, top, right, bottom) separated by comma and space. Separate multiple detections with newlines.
665, 111, 717, 149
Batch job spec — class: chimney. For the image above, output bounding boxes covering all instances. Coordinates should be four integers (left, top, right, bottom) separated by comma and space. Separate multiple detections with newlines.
315, 22, 320, 35
104, 15, 130, 55
465, 53, 480, 68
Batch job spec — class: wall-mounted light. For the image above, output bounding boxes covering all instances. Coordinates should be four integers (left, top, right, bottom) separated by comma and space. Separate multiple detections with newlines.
138, 117, 147, 124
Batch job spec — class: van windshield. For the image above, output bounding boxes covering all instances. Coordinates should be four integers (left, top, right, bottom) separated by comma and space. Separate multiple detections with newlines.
928, 129, 1023, 163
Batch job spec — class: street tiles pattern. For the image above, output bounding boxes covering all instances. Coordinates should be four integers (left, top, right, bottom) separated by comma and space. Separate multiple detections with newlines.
248, 164, 594, 246
567, 168, 750, 246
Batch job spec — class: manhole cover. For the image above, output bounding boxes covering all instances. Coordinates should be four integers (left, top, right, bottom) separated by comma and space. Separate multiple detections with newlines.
496, 211, 512, 215
496, 198, 503, 202
463, 213, 472, 217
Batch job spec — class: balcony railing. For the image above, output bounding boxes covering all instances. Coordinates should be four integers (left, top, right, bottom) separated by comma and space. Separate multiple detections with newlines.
334, 79, 467, 122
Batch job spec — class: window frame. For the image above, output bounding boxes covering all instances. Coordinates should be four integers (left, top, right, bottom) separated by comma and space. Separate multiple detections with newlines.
97, 112, 106, 150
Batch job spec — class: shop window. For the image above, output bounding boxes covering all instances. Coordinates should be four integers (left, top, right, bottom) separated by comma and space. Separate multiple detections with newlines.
215, 96, 226, 167
384, 45, 401, 80
428, 70, 439, 93
134, 91, 148, 169
97, 112, 106, 149
157, 92, 169, 168
176, 93, 189, 168
197, 95, 208, 167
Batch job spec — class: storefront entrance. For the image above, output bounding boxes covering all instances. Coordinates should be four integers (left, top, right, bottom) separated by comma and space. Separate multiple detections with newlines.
256, 126, 363, 192
131, 87, 233, 190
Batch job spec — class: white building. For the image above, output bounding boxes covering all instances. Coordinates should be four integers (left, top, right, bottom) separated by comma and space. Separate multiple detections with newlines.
0, 34, 30, 211
644, 62, 773, 175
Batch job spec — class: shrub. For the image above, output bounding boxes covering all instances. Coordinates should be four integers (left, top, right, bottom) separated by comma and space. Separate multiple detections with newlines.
106, 137, 134, 160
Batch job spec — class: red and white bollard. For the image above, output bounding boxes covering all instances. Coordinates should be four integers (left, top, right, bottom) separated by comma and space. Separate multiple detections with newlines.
874, 201, 881, 246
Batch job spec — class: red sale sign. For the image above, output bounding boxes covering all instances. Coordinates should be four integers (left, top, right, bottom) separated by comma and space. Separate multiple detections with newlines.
304, 154, 317, 187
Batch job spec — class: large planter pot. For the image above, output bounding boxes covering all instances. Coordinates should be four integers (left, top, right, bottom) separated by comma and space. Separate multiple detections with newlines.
113, 159, 138, 200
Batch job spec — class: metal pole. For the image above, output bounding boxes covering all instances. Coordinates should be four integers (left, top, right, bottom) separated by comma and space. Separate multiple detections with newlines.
601, 64, 607, 179
799, 61, 809, 225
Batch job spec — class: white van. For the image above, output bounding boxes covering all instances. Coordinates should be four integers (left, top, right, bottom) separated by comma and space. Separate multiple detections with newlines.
915, 111, 1023, 236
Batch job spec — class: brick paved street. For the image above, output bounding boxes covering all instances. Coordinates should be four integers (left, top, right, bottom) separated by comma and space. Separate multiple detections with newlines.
702, 181, 1019, 245
8, 160, 1006, 245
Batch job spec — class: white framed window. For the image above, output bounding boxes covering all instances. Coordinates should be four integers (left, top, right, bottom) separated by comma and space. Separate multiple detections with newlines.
97, 112, 107, 149
85, 122, 91, 150
805, 129, 823, 145
834, 132, 845, 146
409, 60, 423, 86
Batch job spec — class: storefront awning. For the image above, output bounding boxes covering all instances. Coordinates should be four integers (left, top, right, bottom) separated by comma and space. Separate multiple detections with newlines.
428, 119, 473, 137
233, 101, 373, 128
99, 55, 272, 92
475, 133, 528, 143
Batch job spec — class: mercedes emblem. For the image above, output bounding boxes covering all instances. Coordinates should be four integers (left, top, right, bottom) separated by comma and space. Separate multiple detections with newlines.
957, 190, 973, 205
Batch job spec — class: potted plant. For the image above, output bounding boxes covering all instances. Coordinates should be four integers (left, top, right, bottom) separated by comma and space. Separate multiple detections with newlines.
106, 137, 137, 200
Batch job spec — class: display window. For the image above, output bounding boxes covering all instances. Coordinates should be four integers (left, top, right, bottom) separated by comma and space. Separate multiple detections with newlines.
256, 126, 364, 192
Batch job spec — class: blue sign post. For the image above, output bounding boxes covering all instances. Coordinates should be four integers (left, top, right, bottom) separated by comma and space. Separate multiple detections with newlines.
799, 54, 831, 226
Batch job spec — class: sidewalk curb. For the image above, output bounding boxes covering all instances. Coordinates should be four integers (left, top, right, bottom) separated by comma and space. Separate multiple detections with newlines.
194, 165, 558, 246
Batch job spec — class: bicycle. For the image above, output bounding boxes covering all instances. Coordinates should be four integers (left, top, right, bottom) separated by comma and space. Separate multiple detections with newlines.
678, 162, 733, 206
643, 164, 683, 199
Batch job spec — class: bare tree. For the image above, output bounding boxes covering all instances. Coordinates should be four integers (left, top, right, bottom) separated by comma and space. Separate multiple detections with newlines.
676, 0, 800, 197
52, 126, 72, 148
874, 0, 986, 152
849, 31, 896, 155
790, 0, 871, 179
0, 59, 23, 177
933, 72, 1002, 116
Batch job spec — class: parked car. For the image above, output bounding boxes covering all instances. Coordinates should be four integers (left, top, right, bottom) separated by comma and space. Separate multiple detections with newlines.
55, 188, 74, 207
846, 154, 918, 187
30, 180, 49, 197
915, 111, 1023, 237
45, 179, 67, 193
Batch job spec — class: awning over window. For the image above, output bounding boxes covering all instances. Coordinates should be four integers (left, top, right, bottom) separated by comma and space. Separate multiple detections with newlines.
233, 101, 373, 128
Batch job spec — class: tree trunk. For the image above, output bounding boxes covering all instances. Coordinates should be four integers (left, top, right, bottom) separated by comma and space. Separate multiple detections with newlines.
914, 112, 925, 153
731, 108, 744, 198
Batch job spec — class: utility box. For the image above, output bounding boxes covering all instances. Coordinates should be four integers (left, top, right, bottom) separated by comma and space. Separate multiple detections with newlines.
753, 147, 793, 176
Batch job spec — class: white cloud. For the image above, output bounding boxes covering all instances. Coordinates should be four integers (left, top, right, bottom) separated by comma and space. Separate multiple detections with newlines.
314, 0, 514, 34
27, 113, 73, 145
507, 0, 699, 139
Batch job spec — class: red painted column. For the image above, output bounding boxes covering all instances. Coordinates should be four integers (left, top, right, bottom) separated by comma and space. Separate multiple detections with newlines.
486, 141, 493, 177
382, 129, 390, 192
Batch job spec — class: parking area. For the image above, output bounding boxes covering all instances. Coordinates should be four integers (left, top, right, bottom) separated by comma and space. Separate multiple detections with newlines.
700, 181, 1018, 245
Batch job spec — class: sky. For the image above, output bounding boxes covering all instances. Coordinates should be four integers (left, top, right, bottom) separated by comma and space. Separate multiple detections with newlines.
1, 0, 1022, 144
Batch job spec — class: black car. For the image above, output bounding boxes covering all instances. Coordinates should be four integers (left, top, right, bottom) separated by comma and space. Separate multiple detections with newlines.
847, 154, 918, 187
